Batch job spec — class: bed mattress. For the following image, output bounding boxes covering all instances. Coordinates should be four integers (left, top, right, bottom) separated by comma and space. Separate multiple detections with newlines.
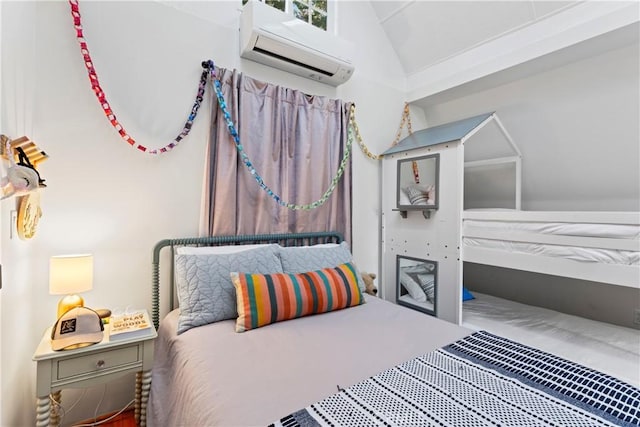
462, 292, 640, 387
463, 237, 639, 265
148, 295, 471, 427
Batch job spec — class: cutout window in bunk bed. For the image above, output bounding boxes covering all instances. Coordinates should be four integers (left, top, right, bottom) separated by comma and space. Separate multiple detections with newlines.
396, 154, 439, 219
396, 255, 438, 316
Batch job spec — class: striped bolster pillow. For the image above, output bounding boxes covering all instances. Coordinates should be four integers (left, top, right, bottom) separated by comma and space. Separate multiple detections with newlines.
231, 262, 365, 332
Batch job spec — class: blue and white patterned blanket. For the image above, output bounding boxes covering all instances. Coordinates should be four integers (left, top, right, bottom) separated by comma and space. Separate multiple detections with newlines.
270, 331, 640, 426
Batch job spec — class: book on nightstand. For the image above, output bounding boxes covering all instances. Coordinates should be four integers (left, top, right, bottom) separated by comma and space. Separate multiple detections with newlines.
109, 309, 153, 341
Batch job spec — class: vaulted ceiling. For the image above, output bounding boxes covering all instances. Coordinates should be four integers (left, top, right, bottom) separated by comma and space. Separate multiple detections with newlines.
369, 1, 580, 77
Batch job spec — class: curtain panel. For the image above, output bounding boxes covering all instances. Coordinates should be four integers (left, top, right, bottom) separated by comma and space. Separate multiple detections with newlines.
201, 68, 352, 242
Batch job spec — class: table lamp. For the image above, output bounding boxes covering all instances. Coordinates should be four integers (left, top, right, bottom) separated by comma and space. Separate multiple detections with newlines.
49, 254, 93, 319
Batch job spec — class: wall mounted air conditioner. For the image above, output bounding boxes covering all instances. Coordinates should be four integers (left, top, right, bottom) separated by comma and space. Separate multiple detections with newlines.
239, 1, 355, 86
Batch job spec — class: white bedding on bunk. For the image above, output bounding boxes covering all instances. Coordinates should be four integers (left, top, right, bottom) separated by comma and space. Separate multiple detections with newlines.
464, 219, 640, 239
463, 237, 640, 265
462, 292, 640, 387
461, 210, 640, 275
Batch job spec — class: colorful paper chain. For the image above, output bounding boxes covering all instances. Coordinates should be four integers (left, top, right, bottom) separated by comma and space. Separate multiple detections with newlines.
69, 0, 208, 154
68, 0, 397, 163
211, 70, 354, 211
353, 102, 413, 160
69, 0, 358, 205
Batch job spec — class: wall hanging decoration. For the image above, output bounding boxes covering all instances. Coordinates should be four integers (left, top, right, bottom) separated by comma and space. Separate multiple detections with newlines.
351, 110, 383, 160
68, 0, 209, 154
1, 135, 48, 199
353, 102, 413, 160
391, 103, 420, 186
17, 192, 42, 240
0, 134, 49, 240
391, 102, 414, 147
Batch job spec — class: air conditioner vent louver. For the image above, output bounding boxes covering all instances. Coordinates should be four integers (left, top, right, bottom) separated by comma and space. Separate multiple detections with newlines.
240, 1, 355, 86
253, 45, 335, 77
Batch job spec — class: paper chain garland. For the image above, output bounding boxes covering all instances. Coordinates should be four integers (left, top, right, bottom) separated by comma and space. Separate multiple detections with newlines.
353, 102, 413, 160
69, 0, 403, 163
211, 71, 354, 211
69, 0, 207, 154
68, 0, 375, 208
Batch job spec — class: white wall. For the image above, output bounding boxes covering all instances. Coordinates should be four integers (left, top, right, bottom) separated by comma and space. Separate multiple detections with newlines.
406, 2, 639, 105
0, 1, 405, 425
420, 40, 640, 211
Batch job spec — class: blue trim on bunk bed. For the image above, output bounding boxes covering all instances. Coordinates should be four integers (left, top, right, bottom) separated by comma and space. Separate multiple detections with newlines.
382, 112, 493, 155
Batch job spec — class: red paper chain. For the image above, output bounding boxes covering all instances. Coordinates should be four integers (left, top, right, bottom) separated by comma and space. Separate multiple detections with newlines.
68, 0, 207, 154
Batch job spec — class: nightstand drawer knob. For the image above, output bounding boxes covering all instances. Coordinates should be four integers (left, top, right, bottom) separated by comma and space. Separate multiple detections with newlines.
96, 360, 106, 369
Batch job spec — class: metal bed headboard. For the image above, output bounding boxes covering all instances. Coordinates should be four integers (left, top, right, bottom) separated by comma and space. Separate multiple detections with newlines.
151, 231, 345, 329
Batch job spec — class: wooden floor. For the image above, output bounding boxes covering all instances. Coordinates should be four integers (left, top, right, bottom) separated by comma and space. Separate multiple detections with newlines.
73, 409, 136, 427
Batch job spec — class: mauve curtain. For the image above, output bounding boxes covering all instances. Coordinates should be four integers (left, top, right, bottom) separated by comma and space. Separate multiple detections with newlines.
200, 67, 352, 242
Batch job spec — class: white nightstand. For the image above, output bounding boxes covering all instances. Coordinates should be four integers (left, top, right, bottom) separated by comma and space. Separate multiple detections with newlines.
32, 321, 157, 427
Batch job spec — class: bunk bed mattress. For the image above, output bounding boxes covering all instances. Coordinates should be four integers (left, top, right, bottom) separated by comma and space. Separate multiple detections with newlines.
461, 210, 640, 286
148, 295, 472, 427
463, 237, 639, 265
463, 292, 640, 387
464, 219, 640, 240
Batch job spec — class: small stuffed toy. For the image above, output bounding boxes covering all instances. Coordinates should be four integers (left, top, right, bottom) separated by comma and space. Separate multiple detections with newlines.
361, 272, 378, 296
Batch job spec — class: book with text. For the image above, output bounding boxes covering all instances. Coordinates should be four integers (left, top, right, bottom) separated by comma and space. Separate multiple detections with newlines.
109, 309, 153, 341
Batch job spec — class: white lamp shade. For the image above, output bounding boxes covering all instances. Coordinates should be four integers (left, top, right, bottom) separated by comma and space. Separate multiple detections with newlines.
49, 254, 94, 295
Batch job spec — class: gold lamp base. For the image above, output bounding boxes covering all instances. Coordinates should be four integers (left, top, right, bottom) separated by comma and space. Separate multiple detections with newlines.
57, 294, 85, 319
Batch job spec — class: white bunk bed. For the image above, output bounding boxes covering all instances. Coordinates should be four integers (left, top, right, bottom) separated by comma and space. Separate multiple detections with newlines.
382, 111, 639, 362
384, 111, 639, 290
453, 114, 640, 383
462, 209, 640, 288
453, 112, 639, 288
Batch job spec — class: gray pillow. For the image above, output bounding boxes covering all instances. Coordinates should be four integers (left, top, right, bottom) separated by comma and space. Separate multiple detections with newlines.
403, 185, 429, 205
399, 270, 427, 303
278, 241, 366, 291
175, 244, 283, 334
416, 273, 435, 303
